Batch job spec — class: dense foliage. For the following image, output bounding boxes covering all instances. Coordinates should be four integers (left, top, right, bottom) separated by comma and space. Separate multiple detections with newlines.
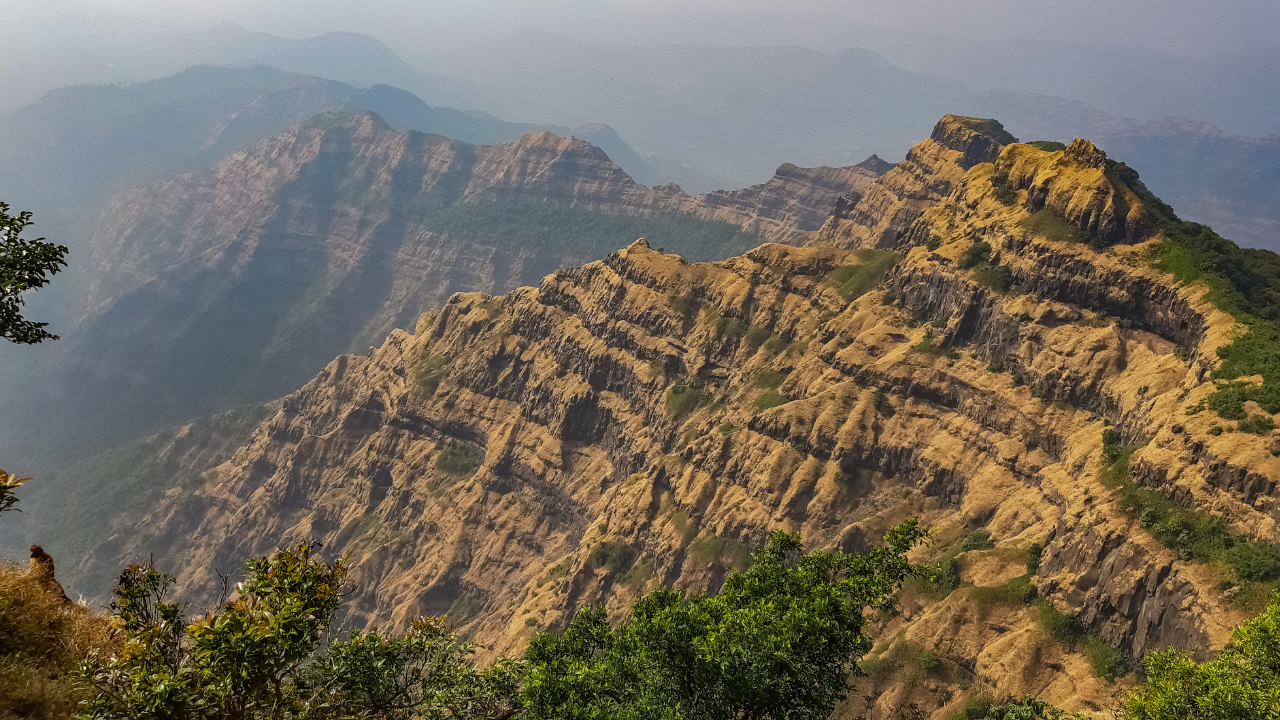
1124, 591, 1280, 719
77, 544, 521, 720
67, 523, 927, 720
0, 202, 68, 344
522, 523, 929, 720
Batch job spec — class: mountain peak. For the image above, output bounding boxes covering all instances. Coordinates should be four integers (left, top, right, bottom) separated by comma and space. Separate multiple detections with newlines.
855, 154, 895, 175
931, 115, 1019, 169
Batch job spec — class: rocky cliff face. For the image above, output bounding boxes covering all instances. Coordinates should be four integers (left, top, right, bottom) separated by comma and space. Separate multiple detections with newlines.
73, 115, 1280, 717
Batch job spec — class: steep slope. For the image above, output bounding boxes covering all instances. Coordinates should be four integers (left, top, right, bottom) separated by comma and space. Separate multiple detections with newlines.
75, 116, 1280, 716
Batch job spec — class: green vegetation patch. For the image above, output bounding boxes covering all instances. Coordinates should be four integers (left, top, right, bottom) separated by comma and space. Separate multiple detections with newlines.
537, 558, 572, 588
414, 353, 452, 395
665, 381, 713, 417
909, 329, 959, 358
753, 367, 789, 389
1035, 601, 1127, 681
960, 240, 993, 269
688, 534, 754, 572
1239, 413, 1277, 435
1026, 140, 1068, 152
1115, 165, 1280, 419
1101, 439, 1280, 590
962, 696, 1086, 719
823, 250, 898, 301
593, 541, 636, 577
993, 178, 1018, 206
762, 334, 791, 354
1018, 208, 1081, 244
961, 529, 995, 551
904, 553, 961, 599
754, 390, 786, 411
743, 325, 772, 349
668, 295, 698, 319
1026, 543, 1044, 576
872, 388, 896, 418
435, 445, 482, 479
702, 305, 748, 340
969, 574, 1037, 614
972, 264, 1015, 293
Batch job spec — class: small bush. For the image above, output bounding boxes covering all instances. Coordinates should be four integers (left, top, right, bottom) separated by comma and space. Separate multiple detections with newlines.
909, 329, 959, 358
1026, 543, 1043, 576
744, 325, 771, 349
1083, 636, 1128, 682
414, 353, 452, 395
593, 541, 635, 577
993, 179, 1017, 206
962, 529, 995, 551
1226, 541, 1280, 583
666, 382, 712, 417
668, 295, 698, 319
688, 534, 754, 572
872, 388, 896, 418
972, 264, 1014, 293
763, 334, 790, 354
1239, 414, 1277, 435
960, 240, 993, 269
970, 574, 1037, 612
1037, 602, 1085, 646
926, 235, 942, 251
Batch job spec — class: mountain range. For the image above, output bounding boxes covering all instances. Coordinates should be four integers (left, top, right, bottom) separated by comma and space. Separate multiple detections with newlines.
16, 115, 1279, 719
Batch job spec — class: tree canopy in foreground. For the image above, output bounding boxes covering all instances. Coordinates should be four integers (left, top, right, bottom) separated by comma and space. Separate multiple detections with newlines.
75, 522, 930, 720
0, 201, 68, 344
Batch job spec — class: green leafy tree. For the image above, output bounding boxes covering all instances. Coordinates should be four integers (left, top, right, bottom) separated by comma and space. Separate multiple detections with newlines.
522, 521, 930, 720
77, 544, 522, 720
0, 202, 68, 344
299, 617, 524, 720
1124, 591, 1280, 719
975, 697, 1086, 719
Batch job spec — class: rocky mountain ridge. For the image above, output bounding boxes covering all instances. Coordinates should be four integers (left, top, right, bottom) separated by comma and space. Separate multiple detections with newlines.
57, 115, 1280, 717
4, 109, 877, 473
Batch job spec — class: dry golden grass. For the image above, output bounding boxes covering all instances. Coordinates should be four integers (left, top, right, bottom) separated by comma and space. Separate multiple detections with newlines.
0, 560, 117, 720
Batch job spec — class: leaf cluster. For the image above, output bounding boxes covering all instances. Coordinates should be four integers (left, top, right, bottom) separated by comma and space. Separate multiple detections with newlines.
1125, 591, 1280, 719
521, 523, 930, 720
77, 544, 520, 720
0, 468, 30, 516
0, 202, 69, 344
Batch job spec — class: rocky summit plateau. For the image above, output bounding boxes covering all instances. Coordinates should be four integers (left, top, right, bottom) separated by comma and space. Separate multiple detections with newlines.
50, 115, 1280, 717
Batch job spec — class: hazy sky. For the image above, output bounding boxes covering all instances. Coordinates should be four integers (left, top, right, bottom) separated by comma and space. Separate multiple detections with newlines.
58, 0, 1280, 57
